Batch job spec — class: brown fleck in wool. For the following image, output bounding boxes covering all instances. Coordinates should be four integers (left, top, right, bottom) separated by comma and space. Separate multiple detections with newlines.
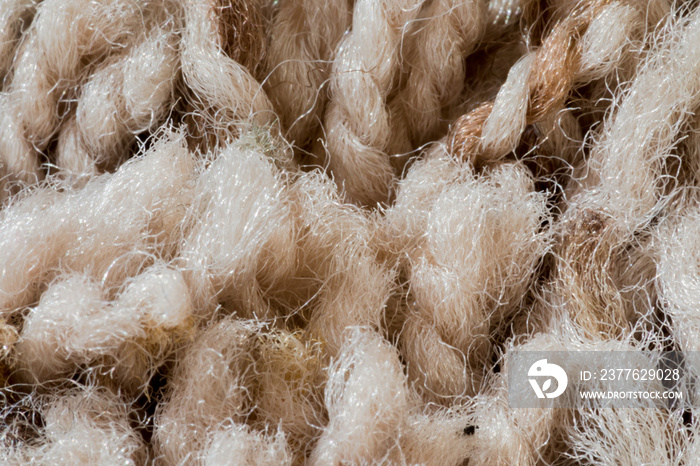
214, 0, 268, 79
448, 0, 610, 168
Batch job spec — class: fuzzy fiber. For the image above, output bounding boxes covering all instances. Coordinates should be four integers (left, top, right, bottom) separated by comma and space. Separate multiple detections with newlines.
0, 0, 699, 464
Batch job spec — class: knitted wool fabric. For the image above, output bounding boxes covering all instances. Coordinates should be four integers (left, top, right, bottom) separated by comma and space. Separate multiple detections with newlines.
1, 0, 698, 464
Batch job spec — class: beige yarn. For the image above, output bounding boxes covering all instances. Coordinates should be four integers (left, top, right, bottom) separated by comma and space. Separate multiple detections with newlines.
1, 1, 700, 464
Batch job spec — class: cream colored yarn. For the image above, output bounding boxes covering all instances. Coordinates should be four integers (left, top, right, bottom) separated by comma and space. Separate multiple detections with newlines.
3, 1, 700, 464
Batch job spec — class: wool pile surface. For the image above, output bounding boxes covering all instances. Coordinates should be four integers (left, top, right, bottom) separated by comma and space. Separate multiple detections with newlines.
1, 0, 700, 464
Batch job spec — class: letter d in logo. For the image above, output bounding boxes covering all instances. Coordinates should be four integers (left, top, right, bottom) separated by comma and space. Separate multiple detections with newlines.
528, 359, 568, 399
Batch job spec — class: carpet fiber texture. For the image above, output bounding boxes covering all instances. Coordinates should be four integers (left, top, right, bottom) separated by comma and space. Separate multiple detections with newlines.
0, 0, 699, 464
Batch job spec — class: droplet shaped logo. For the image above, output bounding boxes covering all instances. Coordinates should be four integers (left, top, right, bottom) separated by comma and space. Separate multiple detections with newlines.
528, 359, 568, 399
